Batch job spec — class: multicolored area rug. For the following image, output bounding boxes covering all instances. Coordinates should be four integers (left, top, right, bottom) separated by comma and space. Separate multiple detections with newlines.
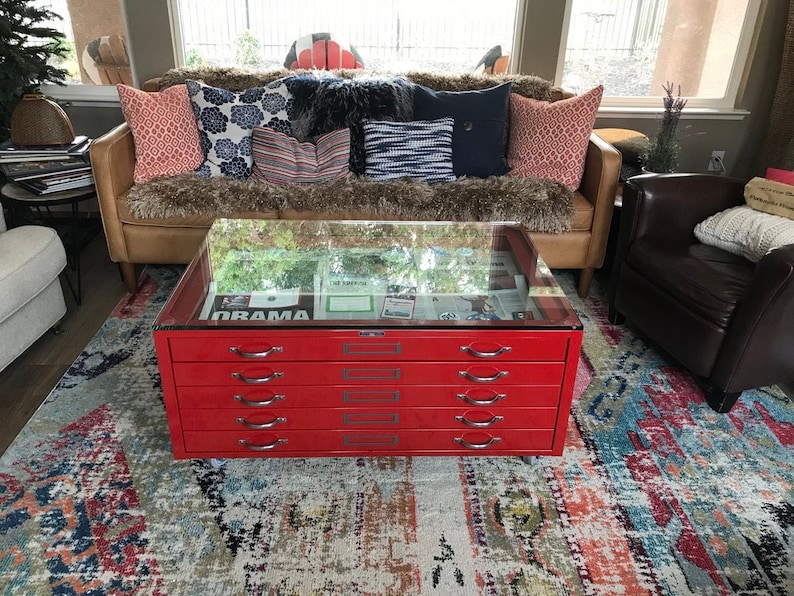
1, 267, 792, 595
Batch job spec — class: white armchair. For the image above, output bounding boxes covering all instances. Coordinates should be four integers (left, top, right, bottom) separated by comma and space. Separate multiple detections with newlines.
0, 207, 67, 372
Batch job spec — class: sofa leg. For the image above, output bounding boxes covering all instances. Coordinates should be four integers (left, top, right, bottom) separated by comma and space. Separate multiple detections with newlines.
577, 267, 595, 297
119, 262, 138, 294
52, 318, 66, 335
608, 305, 624, 325
705, 388, 742, 413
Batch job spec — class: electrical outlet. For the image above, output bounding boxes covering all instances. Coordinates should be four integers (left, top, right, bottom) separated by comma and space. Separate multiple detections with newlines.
708, 150, 726, 172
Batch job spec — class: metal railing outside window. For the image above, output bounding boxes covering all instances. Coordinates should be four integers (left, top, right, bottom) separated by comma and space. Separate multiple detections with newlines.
171, 0, 518, 73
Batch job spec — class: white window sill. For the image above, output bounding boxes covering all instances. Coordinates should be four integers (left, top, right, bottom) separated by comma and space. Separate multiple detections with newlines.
597, 106, 749, 121
40, 84, 752, 122
40, 84, 121, 108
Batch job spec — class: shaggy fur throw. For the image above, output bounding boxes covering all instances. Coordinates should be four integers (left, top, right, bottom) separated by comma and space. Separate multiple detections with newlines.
127, 174, 573, 234
157, 67, 554, 100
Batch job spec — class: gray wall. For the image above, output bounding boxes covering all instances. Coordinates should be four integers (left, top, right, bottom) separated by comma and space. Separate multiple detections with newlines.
66, 0, 789, 180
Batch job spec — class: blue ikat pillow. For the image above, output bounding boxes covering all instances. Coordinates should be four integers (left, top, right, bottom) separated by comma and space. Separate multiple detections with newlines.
362, 118, 456, 184
186, 79, 293, 179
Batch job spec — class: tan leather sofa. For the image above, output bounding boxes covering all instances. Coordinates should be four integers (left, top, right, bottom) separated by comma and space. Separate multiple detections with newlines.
91, 71, 620, 298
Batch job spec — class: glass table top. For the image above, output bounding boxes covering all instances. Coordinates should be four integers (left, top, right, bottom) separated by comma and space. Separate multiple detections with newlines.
154, 220, 581, 330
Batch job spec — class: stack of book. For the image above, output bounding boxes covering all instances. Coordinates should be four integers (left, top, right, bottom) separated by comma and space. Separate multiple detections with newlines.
0, 136, 94, 195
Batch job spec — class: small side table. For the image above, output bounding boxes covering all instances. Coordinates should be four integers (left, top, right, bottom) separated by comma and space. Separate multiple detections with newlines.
0, 182, 101, 304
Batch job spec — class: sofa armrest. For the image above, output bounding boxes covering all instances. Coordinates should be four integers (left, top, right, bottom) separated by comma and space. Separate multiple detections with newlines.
142, 77, 161, 92
89, 122, 135, 262
578, 132, 621, 268
712, 243, 794, 392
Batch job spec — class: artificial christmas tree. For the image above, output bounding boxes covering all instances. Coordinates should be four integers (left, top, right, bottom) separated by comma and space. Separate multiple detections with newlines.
0, 0, 69, 141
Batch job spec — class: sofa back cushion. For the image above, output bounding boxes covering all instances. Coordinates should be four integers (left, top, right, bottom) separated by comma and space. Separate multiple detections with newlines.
186, 79, 292, 179
251, 127, 350, 185
413, 82, 511, 178
117, 84, 203, 184
507, 85, 603, 190
157, 67, 553, 100
363, 118, 456, 184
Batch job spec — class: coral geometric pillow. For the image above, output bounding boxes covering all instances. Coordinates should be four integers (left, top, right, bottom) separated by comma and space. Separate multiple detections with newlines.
251, 127, 350, 185
186, 79, 293, 179
507, 85, 603, 190
116, 84, 203, 184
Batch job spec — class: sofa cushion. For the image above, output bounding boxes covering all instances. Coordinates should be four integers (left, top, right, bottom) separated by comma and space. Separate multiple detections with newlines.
413, 83, 511, 178
362, 118, 456, 184
251, 127, 350, 185
117, 84, 203, 184
186, 79, 293, 179
694, 204, 794, 262
507, 85, 603, 190
287, 75, 414, 175
626, 239, 753, 328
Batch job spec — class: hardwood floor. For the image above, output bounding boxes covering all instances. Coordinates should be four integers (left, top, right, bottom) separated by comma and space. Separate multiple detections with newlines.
0, 228, 127, 455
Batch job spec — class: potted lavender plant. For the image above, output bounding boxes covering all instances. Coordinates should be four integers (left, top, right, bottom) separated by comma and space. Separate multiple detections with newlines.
641, 82, 687, 173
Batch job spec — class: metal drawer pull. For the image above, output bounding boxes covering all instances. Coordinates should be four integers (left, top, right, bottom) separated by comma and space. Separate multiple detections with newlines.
233, 393, 285, 407
455, 415, 504, 428
229, 346, 283, 359
238, 438, 287, 451
454, 436, 502, 449
236, 416, 286, 429
460, 345, 512, 358
231, 371, 284, 384
457, 392, 506, 405
458, 370, 509, 382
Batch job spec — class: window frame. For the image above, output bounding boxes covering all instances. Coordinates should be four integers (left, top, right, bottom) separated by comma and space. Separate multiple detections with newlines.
43, 0, 761, 115
165, 0, 524, 76
555, 0, 762, 110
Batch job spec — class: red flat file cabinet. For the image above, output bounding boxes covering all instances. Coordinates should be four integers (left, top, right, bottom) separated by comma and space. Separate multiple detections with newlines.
154, 220, 583, 460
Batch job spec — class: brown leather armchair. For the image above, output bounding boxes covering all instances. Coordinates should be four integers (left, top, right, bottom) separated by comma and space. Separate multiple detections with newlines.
608, 173, 794, 412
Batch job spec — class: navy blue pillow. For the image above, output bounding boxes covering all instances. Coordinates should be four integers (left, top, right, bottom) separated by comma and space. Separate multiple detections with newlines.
413, 82, 512, 178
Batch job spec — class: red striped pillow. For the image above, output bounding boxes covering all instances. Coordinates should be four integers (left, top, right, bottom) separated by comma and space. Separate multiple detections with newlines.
251, 127, 350, 185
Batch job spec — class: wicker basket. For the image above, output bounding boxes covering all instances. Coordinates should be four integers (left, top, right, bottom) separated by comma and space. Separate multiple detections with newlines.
10, 94, 75, 146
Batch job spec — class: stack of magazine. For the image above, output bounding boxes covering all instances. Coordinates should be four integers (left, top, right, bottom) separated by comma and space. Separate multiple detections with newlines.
0, 136, 93, 195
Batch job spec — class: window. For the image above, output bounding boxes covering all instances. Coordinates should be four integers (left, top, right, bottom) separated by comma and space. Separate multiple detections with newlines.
168, 0, 518, 74
560, 0, 761, 108
34, 0, 129, 100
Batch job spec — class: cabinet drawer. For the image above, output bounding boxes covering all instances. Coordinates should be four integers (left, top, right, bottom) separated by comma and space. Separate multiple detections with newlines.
180, 428, 555, 456
174, 384, 563, 409
180, 406, 558, 431
171, 361, 564, 387
165, 331, 570, 363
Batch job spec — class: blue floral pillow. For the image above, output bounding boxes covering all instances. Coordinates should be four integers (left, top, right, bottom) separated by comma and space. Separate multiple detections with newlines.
186, 79, 293, 179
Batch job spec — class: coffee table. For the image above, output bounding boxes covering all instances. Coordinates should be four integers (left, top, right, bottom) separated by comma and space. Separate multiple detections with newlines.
153, 220, 583, 460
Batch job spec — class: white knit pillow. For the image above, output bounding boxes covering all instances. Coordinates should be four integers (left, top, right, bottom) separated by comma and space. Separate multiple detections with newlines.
694, 205, 794, 262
